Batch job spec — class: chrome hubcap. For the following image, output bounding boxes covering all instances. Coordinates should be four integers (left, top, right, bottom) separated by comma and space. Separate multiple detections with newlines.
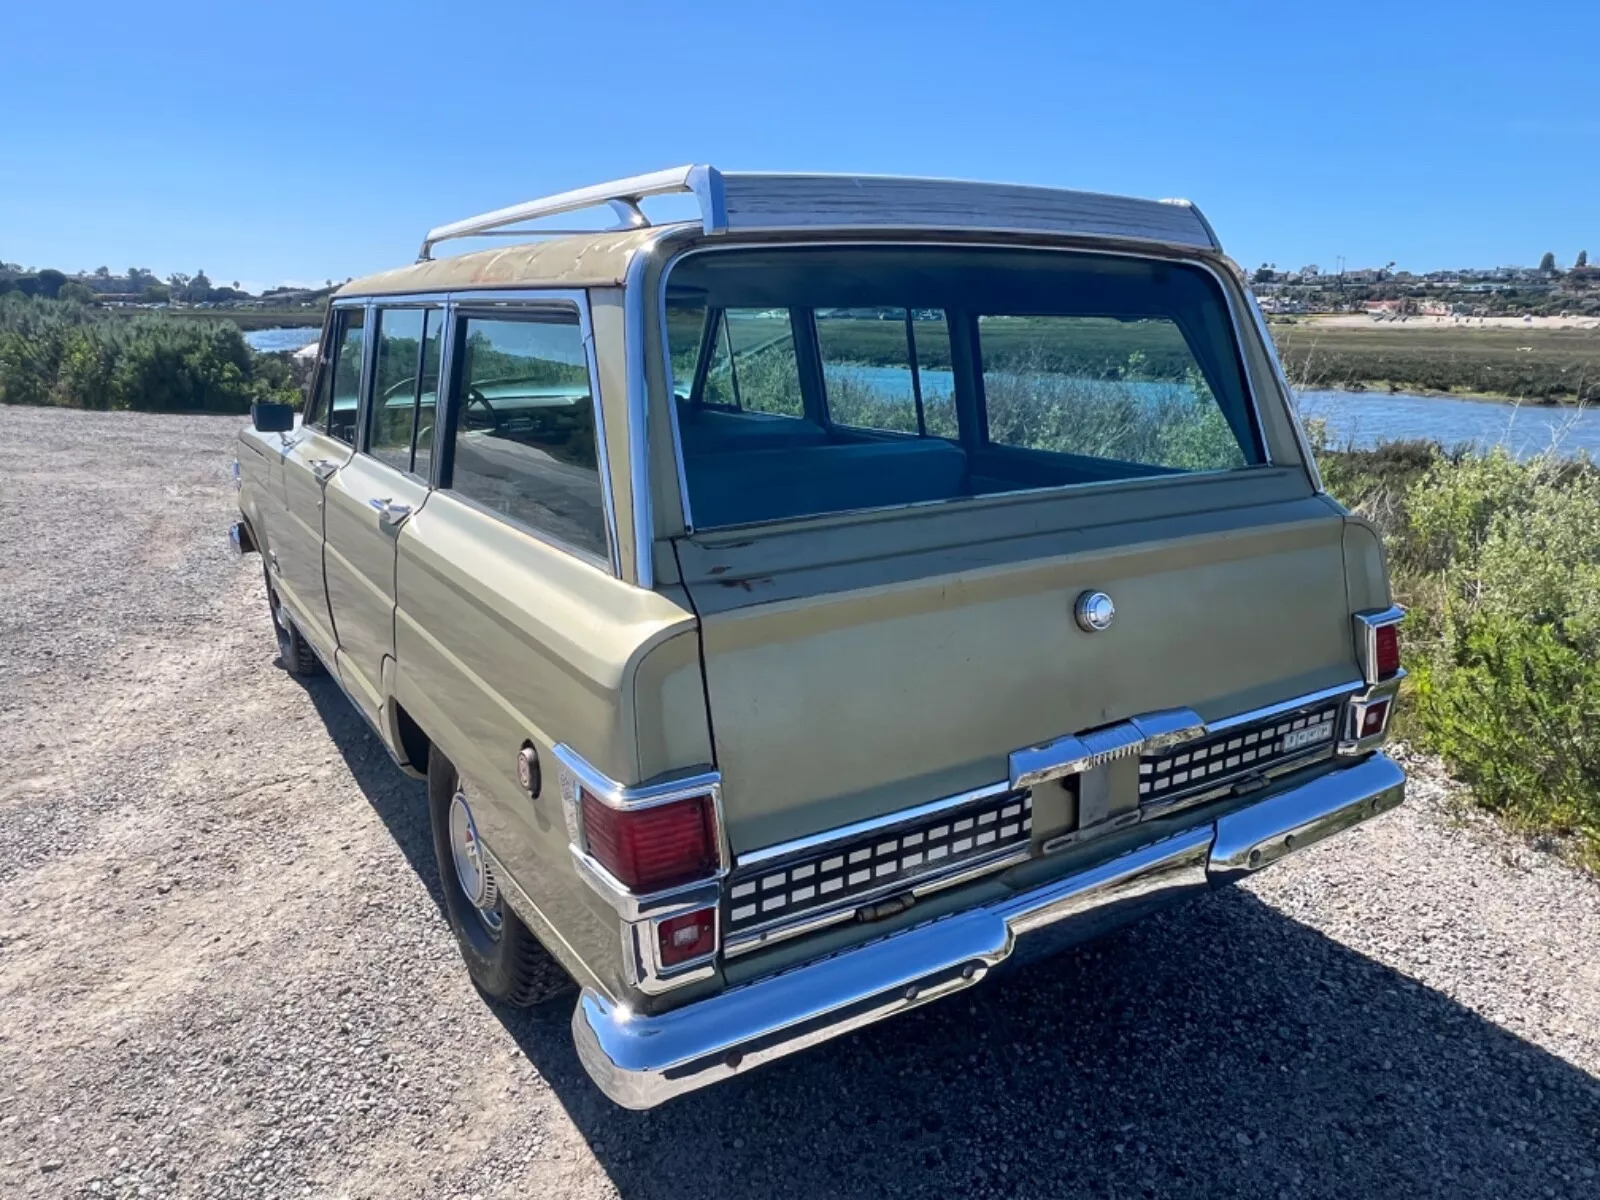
449, 790, 501, 932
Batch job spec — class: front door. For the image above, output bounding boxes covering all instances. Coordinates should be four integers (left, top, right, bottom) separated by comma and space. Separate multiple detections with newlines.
270, 306, 365, 662
323, 304, 443, 723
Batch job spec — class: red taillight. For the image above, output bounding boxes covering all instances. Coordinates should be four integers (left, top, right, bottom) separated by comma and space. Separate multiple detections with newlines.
1360, 699, 1391, 738
1375, 623, 1401, 679
656, 907, 717, 968
580, 792, 717, 892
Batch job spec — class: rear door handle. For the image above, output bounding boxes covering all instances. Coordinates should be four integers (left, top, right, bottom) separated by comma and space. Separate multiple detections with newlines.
368, 497, 412, 526
310, 458, 339, 481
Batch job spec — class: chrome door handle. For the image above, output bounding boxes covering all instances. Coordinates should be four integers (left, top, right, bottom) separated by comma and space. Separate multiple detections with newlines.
368, 497, 412, 526
310, 458, 339, 481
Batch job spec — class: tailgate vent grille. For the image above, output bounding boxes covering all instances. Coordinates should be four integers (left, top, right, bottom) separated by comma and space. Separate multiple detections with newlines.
1141, 701, 1340, 809
725, 789, 1032, 951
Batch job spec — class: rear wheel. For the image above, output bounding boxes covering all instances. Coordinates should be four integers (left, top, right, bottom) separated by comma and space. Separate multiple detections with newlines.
263, 565, 323, 677
427, 749, 572, 1007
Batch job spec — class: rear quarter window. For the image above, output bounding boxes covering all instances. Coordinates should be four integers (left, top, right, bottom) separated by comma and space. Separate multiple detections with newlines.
444, 309, 609, 563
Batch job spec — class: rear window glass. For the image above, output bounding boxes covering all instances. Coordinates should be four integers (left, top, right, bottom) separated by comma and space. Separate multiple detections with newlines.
664, 246, 1262, 530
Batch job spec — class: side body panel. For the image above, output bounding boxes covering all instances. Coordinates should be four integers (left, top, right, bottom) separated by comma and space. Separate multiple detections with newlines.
323, 455, 430, 723
393, 493, 700, 997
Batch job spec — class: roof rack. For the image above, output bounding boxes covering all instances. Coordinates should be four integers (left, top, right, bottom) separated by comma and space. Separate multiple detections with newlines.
417, 165, 1222, 261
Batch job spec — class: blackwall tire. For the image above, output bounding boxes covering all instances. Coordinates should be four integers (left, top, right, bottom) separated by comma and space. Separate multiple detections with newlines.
263, 566, 323, 677
427, 749, 573, 1007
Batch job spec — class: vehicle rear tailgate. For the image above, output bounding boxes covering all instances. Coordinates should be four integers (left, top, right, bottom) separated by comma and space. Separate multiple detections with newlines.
674, 469, 1359, 855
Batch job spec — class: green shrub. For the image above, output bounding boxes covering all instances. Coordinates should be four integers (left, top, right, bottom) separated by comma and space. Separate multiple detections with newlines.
1325, 442, 1600, 868
0, 294, 300, 413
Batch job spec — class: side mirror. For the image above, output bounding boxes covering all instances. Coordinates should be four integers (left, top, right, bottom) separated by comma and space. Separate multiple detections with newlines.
251, 402, 294, 434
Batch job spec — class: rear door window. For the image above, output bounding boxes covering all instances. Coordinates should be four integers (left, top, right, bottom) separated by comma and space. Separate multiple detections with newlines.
369, 308, 424, 472
444, 309, 609, 562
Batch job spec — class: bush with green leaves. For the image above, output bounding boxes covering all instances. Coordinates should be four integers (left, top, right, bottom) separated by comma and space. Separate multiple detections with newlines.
1321, 439, 1600, 869
0, 294, 300, 413
1402, 450, 1600, 865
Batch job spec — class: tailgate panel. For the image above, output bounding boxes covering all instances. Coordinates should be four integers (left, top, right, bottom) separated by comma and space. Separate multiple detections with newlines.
677, 483, 1357, 855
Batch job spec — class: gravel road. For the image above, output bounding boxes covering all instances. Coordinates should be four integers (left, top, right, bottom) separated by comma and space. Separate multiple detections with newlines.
2, 405, 1598, 1200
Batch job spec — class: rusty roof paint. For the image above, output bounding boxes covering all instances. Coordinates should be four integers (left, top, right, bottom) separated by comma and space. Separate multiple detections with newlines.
336, 227, 674, 297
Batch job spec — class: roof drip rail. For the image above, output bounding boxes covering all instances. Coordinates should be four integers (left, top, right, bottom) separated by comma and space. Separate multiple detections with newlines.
417, 165, 721, 261
416, 165, 1224, 261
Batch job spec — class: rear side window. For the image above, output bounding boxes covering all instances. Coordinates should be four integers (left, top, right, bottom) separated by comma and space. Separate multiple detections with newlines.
705, 309, 804, 417
978, 315, 1248, 472
445, 309, 608, 562
815, 308, 958, 437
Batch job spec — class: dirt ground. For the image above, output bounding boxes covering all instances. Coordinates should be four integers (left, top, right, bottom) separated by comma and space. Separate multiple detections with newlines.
2, 405, 1598, 1199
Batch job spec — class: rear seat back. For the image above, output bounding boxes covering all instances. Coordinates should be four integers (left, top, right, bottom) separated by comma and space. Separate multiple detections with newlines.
685, 438, 969, 528
675, 403, 830, 455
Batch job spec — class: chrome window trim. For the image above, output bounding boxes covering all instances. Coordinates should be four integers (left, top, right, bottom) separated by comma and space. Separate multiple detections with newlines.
624, 246, 658, 587
1241, 285, 1325, 492
433, 289, 622, 577
645, 238, 1280, 537
1352, 605, 1407, 686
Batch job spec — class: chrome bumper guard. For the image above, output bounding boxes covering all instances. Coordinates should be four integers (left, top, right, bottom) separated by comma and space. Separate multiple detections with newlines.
573, 752, 1405, 1109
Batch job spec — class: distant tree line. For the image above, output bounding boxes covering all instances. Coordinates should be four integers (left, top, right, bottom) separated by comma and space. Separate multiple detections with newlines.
0, 260, 337, 307
0, 293, 300, 413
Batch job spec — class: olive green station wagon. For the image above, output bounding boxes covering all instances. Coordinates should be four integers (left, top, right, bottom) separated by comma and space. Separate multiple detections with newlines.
231, 166, 1406, 1109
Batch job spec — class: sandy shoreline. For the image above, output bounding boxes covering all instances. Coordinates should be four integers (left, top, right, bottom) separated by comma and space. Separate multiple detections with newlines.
1307, 313, 1600, 331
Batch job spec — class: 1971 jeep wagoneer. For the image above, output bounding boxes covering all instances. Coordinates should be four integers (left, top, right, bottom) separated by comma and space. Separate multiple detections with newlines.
232, 166, 1406, 1109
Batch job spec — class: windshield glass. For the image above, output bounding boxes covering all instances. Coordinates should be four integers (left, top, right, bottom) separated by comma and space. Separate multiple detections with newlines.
664, 245, 1263, 530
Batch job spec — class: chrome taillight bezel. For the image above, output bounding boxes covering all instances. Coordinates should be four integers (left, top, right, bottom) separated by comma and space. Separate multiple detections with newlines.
1353, 605, 1407, 686
553, 743, 727, 994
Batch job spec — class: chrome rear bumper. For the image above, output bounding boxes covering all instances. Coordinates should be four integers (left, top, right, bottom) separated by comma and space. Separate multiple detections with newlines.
573, 752, 1405, 1109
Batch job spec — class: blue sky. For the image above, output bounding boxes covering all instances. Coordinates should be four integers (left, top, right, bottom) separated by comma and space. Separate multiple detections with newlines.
3, 1, 1596, 290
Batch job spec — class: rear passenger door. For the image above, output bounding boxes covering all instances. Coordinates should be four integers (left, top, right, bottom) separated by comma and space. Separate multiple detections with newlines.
322, 303, 442, 723
391, 298, 619, 960
272, 305, 364, 662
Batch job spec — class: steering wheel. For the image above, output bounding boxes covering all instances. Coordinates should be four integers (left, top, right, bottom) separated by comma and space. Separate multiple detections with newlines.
463, 386, 498, 433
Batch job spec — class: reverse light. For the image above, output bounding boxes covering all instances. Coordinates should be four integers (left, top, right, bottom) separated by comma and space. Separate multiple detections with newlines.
1359, 699, 1391, 739
580, 792, 718, 892
656, 907, 717, 969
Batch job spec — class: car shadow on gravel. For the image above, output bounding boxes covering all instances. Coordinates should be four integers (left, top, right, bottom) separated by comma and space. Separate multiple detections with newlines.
295, 687, 1600, 1199
509, 888, 1600, 1200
